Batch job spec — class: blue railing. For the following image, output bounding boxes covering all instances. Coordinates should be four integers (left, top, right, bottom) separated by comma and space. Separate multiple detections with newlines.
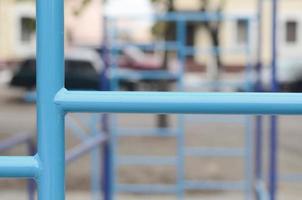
0, 0, 289, 200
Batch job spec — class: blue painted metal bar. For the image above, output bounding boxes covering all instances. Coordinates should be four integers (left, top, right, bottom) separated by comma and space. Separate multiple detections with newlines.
185, 147, 244, 157
66, 115, 90, 140
65, 134, 107, 164
100, 15, 112, 200
244, 116, 254, 200
110, 42, 251, 55
0, 156, 39, 178
269, 116, 278, 200
110, 69, 179, 81
107, 18, 119, 200
185, 115, 246, 124
280, 174, 302, 182
244, 19, 254, 92
255, 1, 265, 199
116, 128, 179, 137
26, 138, 36, 200
176, 18, 186, 200
269, 0, 279, 200
110, 41, 179, 51
184, 181, 245, 191
106, 12, 256, 22
117, 184, 177, 194
102, 114, 112, 200
89, 115, 102, 200
184, 46, 250, 56
36, 0, 65, 199
255, 181, 270, 200
0, 133, 32, 151
55, 90, 302, 115
0, 133, 36, 199
118, 156, 177, 166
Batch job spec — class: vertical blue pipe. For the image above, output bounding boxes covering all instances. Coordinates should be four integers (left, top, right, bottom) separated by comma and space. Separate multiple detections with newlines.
36, 0, 65, 199
176, 18, 186, 200
108, 18, 118, 200
269, 116, 278, 200
244, 19, 253, 92
101, 16, 113, 200
245, 116, 254, 200
27, 140, 36, 200
255, 1, 264, 199
256, 0, 264, 93
90, 114, 102, 200
244, 17, 255, 200
102, 114, 112, 200
269, 0, 279, 200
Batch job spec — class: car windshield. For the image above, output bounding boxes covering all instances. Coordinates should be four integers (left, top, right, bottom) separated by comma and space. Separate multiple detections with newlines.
19, 59, 97, 74
19, 59, 36, 73
65, 60, 97, 74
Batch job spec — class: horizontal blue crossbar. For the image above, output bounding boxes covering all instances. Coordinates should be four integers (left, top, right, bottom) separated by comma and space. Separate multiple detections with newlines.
110, 69, 179, 81
184, 180, 245, 191
185, 115, 246, 124
0, 133, 32, 151
281, 173, 302, 182
55, 89, 302, 115
0, 156, 39, 178
106, 12, 256, 22
111, 42, 249, 55
118, 156, 177, 166
185, 147, 244, 157
117, 127, 179, 137
117, 183, 177, 194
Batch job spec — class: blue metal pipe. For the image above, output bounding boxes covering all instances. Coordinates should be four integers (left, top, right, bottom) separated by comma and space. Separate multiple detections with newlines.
110, 42, 249, 55
255, 1, 265, 199
36, 0, 65, 199
26, 139, 36, 200
65, 134, 107, 164
106, 12, 256, 22
56, 90, 302, 115
117, 184, 177, 194
184, 180, 245, 191
269, 0, 279, 200
100, 15, 113, 200
0, 133, 32, 152
0, 156, 39, 178
89, 115, 102, 200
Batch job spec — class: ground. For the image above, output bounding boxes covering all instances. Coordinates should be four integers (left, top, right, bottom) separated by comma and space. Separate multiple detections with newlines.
1, 82, 302, 199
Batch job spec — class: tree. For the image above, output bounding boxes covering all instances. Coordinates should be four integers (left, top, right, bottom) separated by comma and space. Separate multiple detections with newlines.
151, 0, 225, 127
152, 0, 225, 78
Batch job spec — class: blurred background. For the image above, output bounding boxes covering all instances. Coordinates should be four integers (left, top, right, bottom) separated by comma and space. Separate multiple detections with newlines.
1, 0, 302, 199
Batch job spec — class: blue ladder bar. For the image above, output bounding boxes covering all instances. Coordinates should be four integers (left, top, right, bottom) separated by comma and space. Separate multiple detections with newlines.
55, 90, 302, 114
36, 0, 65, 199
0, 1, 288, 200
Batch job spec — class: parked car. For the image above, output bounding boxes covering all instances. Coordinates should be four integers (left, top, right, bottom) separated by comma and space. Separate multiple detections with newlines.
10, 48, 103, 90
261, 59, 302, 92
115, 46, 180, 90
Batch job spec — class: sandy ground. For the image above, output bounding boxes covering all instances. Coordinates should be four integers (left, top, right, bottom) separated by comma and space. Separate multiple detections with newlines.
1, 84, 302, 199
1, 190, 302, 200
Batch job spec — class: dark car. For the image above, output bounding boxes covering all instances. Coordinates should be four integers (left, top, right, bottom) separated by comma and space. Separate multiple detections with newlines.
10, 48, 103, 90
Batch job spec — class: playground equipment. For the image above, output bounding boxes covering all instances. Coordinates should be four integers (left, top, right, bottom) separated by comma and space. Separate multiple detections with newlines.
0, 133, 35, 200
0, 0, 289, 200
0, 115, 107, 200
104, 9, 257, 199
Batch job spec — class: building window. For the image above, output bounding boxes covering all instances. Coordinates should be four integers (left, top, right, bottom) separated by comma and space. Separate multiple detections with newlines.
20, 17, 36, 43
236, 19, 248, 45
286, 21, 298, 43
